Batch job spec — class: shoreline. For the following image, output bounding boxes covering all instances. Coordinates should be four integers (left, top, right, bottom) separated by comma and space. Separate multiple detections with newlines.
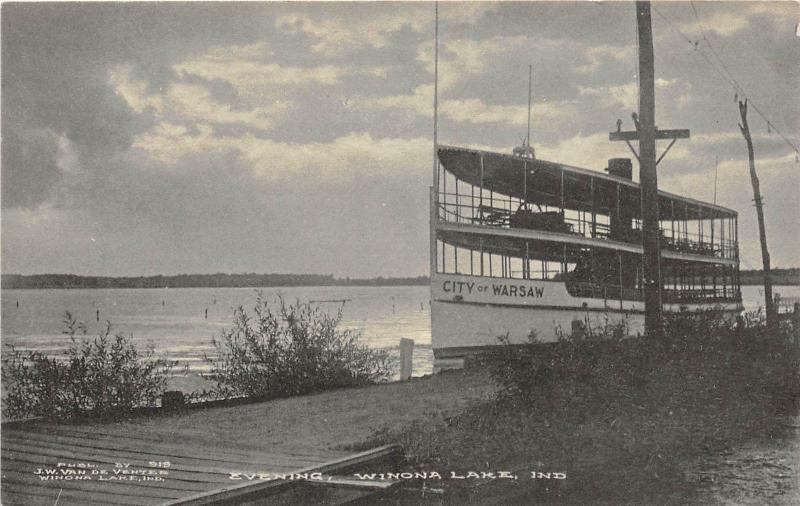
4, 368, 497, 452
3, 339, 798, 504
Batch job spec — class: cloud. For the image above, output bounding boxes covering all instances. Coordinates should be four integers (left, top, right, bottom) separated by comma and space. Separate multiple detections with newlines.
274, 4, 498, 57
132, 124, 430, 182
536, 132, 629, 171
55, 134, 81, 175
575, 45, 636, 75
578, 78, 692, 111
175, 50, 345, 91
440, 98, 577, 127
676, 2, 779, 38
110, 65, 291, 132
168, 83, 290, 131
416, 36, 525, 91
1, 128, 62, 208
654, 129, 795, 173
357, 84, 433, 119
358, 84, 577, 128
171, 41, 388, 105
689, 11, 750, 37
108, 66, 166, 115
276, 12, 398, 56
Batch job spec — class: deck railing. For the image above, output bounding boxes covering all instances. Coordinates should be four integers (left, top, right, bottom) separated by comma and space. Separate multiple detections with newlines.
566, 282, 644, 302
566, 281, 740, 303
437, 190, 737, 260
662, 288, 741, 303
775, 296, 800, 314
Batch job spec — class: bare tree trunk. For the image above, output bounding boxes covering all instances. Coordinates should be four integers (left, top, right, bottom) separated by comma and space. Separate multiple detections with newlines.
738, 99, 775, 326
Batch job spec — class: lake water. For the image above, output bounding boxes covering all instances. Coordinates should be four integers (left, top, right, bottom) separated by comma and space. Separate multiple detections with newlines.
2, 284, 798, 378
2, 285, 433, 377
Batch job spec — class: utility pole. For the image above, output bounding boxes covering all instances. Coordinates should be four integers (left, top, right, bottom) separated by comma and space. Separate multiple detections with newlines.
610, 1, 689, 336
634, 1, 662, 335
738, 99, 775, 326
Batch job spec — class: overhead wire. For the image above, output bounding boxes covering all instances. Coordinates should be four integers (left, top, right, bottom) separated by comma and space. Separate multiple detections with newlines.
689, 1, 740, 87
689, 0, 786, 141
652, 4, 800, 159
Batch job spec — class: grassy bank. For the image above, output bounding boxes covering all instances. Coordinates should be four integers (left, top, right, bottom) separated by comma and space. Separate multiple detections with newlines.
362, 318, 800, 504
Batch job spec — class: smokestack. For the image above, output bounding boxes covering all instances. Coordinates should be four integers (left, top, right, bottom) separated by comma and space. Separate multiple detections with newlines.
607, 158, 633, 180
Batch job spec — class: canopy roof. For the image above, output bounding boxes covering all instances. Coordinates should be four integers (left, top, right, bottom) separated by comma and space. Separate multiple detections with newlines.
437, 145, 737, 221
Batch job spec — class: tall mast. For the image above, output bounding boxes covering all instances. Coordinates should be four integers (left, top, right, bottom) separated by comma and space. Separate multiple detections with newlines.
429, 1, 440, 283
713, 155, 718, 205
526, 64, 532, 147
432, 1, 439, 186
514, 64, 535, 159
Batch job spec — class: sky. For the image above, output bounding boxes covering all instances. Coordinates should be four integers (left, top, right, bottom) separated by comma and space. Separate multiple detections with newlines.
2, 1, 798, 277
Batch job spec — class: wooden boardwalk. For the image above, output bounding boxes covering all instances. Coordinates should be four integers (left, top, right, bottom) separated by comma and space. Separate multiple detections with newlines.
1, 422, 397, 505
0, 371, 495, 504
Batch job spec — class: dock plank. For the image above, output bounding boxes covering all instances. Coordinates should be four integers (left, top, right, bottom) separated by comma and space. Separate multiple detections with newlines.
1, 469, 185, 500
2, 437, 259, 476
18, 424, 347, 463
0, 488, 118, 506
36, 423, 349, 456
3, 451, 234, 490
3, 433, 325, 474
13, 426, 337, 463
2, 422, 396, 505
0, 476, 164, 506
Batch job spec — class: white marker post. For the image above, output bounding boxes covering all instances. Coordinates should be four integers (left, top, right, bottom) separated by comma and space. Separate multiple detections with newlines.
399, 338, 414, 381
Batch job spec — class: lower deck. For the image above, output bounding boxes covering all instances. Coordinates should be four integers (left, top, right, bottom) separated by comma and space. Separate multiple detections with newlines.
430, 273, 743, 369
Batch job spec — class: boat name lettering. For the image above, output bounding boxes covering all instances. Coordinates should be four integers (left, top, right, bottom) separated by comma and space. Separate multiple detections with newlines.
492, 284, 545, 298
442, 280, 545, 298
441, 280, 476, 294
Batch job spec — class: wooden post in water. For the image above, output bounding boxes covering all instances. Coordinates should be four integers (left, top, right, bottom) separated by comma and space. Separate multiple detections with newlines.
399, 338, 414, 381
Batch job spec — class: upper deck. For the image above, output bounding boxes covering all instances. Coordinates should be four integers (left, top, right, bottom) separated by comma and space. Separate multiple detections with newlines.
435, 145, 739, 263
438, 145, 737, 220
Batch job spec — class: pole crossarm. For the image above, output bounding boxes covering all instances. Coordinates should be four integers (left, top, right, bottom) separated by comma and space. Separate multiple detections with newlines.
609, 128, 689, 166
609, 128, 690, 141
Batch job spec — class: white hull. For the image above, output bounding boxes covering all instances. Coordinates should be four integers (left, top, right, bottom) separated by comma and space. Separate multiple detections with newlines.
431, 273, 742, 370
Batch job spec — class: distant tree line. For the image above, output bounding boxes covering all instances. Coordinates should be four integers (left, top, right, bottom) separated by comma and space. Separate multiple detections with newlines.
1, 273, 430, 290
739, 268, 799, 286
2, 269, 796, 289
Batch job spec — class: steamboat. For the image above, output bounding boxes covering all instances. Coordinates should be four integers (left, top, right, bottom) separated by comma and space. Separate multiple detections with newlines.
429, 147, 742, 370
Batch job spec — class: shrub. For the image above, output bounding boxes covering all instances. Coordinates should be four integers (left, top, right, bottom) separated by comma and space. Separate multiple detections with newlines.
206, 293, 391, 399
2, 313, 177, 422
365, 311, 799, 504
486, 310, 800, 415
